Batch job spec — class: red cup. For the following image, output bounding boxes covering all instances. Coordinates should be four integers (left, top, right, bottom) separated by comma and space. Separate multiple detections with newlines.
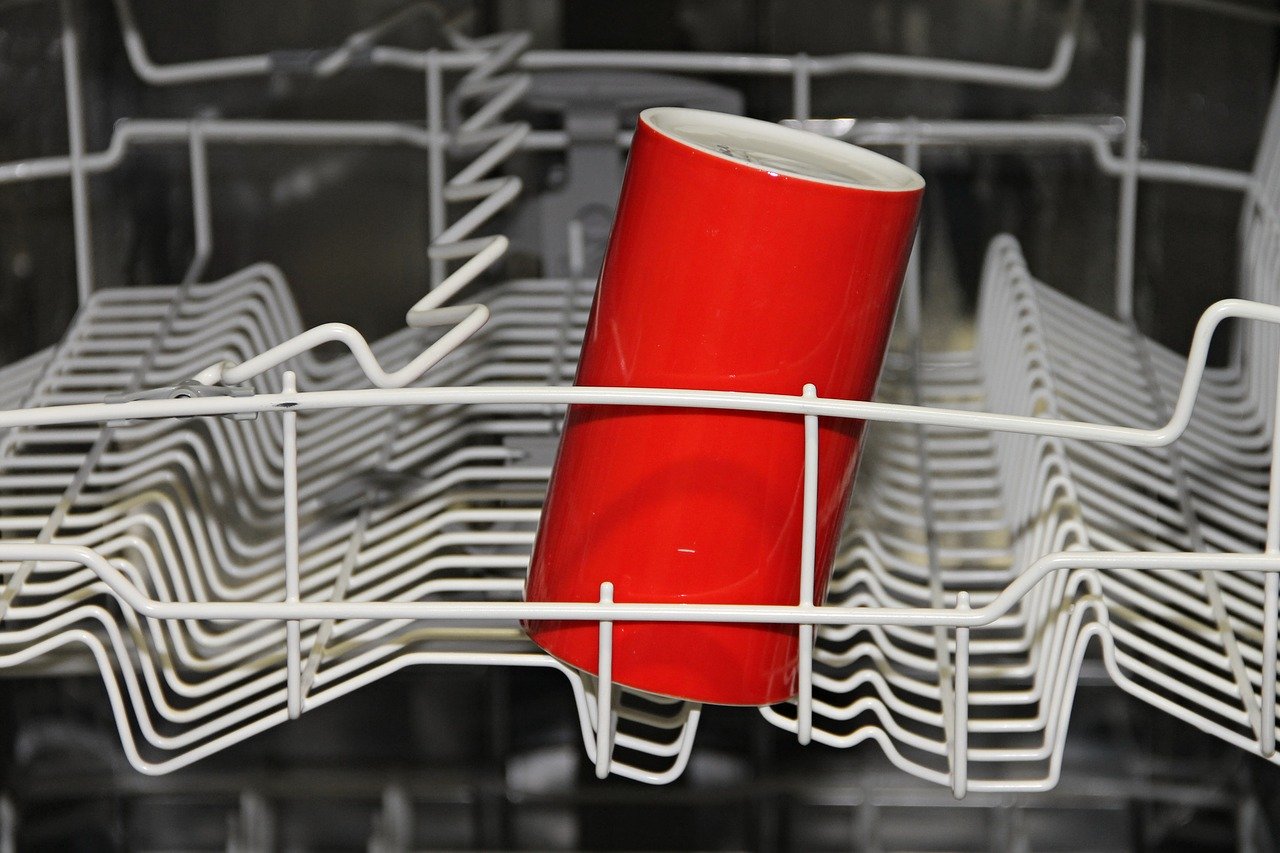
524, 107, 923, 705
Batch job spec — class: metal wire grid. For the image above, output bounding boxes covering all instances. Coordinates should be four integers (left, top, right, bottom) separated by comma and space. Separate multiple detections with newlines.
0, 269, 702, 781
2, 0, 1280, 794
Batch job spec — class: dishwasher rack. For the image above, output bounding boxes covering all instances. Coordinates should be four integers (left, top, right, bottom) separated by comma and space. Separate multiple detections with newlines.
2, 0, 1280, 797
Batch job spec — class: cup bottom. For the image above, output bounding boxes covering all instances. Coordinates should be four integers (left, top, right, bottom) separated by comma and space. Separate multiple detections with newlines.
523, 619, 800, 706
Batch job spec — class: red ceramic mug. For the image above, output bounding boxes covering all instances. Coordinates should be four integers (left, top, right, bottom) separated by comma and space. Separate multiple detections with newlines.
524, 107, 924, 705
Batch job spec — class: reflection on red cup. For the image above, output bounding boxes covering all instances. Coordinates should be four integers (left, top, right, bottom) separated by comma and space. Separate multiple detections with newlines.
524, 107, 924, 706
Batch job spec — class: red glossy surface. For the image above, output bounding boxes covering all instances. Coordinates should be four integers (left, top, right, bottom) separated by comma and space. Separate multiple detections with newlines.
524, 110, 923, 705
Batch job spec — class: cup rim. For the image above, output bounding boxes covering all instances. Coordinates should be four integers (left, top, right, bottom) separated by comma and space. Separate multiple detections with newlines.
640, 106, 925, 193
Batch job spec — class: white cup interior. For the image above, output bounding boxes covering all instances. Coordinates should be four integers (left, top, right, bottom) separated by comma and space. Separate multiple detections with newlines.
641, 107, 924, 192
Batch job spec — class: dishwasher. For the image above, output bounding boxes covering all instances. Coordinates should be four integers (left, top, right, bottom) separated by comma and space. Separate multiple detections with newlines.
1, 0, 1279, 849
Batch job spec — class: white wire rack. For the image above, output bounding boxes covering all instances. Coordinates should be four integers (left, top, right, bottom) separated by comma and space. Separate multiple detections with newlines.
3, 0, 1280, 794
